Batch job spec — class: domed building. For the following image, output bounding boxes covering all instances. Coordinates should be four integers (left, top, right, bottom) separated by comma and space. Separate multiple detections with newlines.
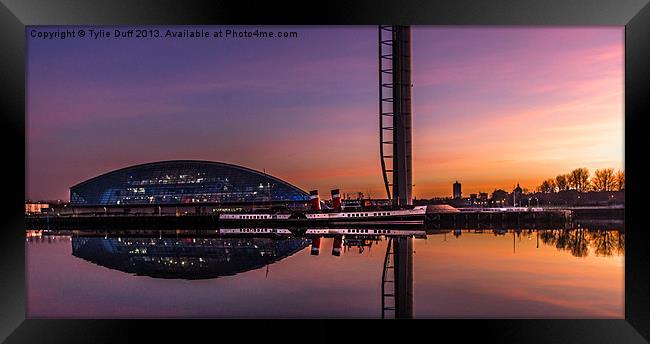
69, 160, 309, 206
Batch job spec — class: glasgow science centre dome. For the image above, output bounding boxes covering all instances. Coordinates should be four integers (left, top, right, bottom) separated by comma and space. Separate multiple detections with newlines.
70, 160, 310, 206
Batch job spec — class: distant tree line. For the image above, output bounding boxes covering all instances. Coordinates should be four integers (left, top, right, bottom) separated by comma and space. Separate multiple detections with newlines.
537, 168, 624, 193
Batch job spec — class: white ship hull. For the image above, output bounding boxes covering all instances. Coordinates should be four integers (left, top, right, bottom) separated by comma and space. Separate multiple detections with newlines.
219, 206, 427, 222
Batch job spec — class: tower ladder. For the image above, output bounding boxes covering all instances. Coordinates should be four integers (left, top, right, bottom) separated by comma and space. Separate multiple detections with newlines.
381, 236, 396, 318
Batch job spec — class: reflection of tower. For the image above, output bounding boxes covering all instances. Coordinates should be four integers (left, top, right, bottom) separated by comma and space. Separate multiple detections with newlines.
381, 236, 413, 318
393, 236, 413, 318
379, 26, 413, 206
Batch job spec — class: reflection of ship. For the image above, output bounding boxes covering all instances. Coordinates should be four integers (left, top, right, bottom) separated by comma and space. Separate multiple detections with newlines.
344, 237, 376, 254
218, 228, 293, 235
332, 236, 342, 256
71, 236, 310, 279
344, 238, 375, 247
304, 228, 424, 237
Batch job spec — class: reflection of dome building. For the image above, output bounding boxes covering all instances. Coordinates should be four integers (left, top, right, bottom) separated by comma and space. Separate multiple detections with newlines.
70, 160, 309, 205
72, 236, 310, 279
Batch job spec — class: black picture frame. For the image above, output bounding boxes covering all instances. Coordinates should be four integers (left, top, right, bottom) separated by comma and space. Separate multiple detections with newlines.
1, 0, 648, 342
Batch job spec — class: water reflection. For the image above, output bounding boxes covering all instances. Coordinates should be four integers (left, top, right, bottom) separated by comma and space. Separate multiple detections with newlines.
538, 229, 625, 257
71, 236, 310, 279
26, 227, 624, 318
381, 236, 413, 318
66, 229, 417, 318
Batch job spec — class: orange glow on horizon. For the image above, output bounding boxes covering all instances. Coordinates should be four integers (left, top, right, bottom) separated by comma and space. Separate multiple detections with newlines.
27, 27, 624, 201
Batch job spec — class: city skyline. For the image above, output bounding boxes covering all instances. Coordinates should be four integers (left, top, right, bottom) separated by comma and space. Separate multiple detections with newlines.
27, 26, 624, 200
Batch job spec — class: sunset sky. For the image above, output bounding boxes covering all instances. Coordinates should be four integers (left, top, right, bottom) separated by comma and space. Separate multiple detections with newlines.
26, 26, 624, 201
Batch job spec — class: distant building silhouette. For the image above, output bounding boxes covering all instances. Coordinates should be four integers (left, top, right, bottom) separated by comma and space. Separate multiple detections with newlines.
479, 192, 489, 204
530, 189, 624, 206
512, 183, 523, 207
24, 201, 50, 215
491, 189, 508, 206
453, 181, 462, 199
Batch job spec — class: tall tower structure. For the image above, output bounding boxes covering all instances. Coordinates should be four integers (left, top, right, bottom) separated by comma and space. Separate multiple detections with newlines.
379, 26, 413, 207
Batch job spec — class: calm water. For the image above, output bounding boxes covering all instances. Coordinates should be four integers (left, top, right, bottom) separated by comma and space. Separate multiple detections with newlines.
26, 228, 624, 318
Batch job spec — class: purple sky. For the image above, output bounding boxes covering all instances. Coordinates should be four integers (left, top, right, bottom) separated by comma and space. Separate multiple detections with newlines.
26, 26, 624, 200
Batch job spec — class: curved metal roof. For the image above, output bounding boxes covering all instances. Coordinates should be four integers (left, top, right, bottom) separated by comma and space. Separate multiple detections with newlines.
69, 159, 308, 196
